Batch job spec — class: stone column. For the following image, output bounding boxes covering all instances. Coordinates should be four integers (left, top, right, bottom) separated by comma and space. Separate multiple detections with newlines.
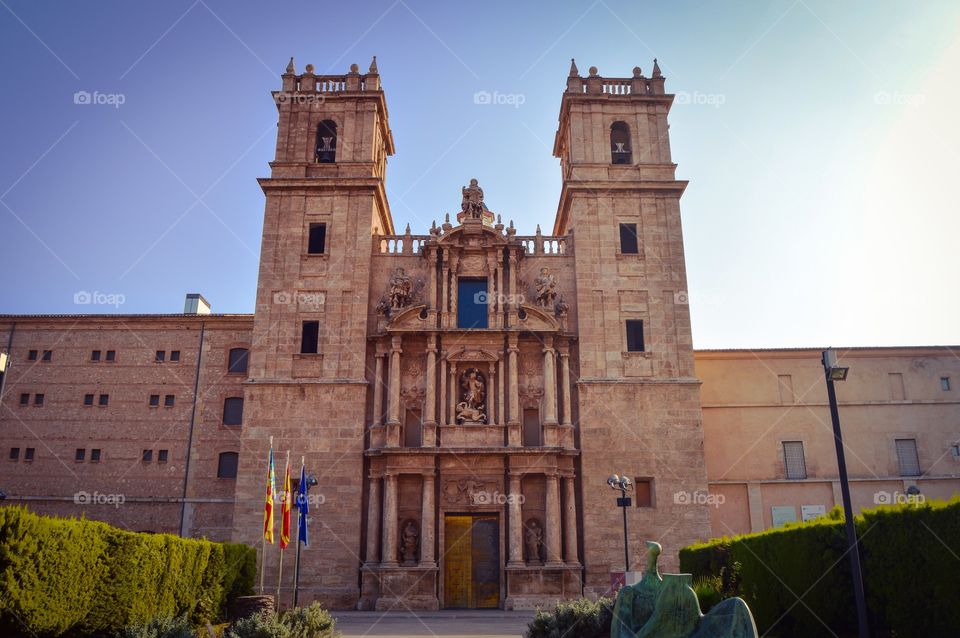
449, 363, 458, 424
423, 337, 437, 446
441, 260, 450, 327
382, 473, 399, 566
420, 473, 436, 566
372, 353, 385, 426
542, 337, 558, 426
386, 337, 402, 447
507, 473, 524, 566
559, 347, 572, 427
486, 363, 495, 424
507, 335, 520, 446
562, 475, 579, 565
365, 475, 381, 564
439, 358, 447, 426
544, 473, 563, 566
497, 358, 505, 427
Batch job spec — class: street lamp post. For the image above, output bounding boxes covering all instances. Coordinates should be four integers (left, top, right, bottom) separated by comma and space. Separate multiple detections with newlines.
607, 474, 634, 574
822, 349, 870, 638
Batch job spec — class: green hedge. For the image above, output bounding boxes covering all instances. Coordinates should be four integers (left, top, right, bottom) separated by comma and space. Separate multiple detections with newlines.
679, 497, 960, 638
0, 506, 256, 636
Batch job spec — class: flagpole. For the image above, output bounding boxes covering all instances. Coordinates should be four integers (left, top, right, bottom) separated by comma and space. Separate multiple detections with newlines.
276, 548, 284, 608
259, 436, 274, 595
293, 455, 305, 607
277, 450, 291, 609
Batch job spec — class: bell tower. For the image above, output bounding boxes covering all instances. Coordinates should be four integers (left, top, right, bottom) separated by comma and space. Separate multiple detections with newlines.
553, 60, 711, 590
234, 57, 395, 608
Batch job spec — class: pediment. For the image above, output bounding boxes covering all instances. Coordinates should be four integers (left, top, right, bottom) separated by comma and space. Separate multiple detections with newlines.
436, 223, 509, 248
516, 304, 561, 332
386, 304, 430, 331
446, 347, 500, 362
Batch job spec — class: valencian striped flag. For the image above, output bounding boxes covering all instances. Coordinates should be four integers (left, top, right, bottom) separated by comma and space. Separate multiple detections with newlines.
296, 460, 309, 547
280, 452, 292, 549
263, 443, 276, 544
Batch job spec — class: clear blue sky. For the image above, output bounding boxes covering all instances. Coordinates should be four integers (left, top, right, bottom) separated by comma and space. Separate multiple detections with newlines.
1, 0, 957, 348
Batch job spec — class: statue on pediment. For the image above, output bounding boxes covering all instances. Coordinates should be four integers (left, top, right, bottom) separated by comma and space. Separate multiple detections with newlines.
461, 178, 487, 219
388, 267, 412, 310
535, 267, 558, 307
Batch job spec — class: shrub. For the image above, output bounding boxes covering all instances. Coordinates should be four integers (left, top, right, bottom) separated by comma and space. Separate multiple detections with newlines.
680, 496, 960, 638
281, 603, 337, 638
0, 506, 256, 636
118, 615, 196, 638
225, 612, 292, 638
692, 575, 723, 613
525, 597, 613, 638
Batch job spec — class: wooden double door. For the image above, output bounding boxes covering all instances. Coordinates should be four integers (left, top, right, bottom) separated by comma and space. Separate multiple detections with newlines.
443, 514, 500, 608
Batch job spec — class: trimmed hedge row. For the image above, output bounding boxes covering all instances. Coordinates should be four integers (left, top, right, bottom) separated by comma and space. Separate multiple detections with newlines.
0, 506, 256, 636
679, 497, 960, 638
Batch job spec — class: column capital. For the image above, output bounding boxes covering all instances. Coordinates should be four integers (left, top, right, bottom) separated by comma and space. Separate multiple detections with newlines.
390, 335, 403, 351
508, 333, 519, 347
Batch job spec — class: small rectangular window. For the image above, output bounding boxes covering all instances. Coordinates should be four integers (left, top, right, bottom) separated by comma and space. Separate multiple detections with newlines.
19, 393, 29, 406
164, 394, 175, 407
227, 348, 249, 374
149, 394, 160, 407
308, 223, 327, 254
155, 351, 165, 362
300, 321, 320, 354
34, 394, 44, 406
634, 478, 654, 507
27, 350, 37, 361
105, 350, 116, 362
98, 394, 109, 406
941, 377, 951, 391
783, 441, 807, 479
895, 439, 921, 476
619, 223, 639, 254
142, 449, 153, 462
158, 449, 169, 463
223, 397, 244, 426
217, 452, 239, 479
75, 449, 85, 462
91, 350, 101, 361
626, 320, 645, 352
170, 350, 180, 362
90, 449, 101, 462
24, 448, 34, 461
83, 394, 94, 406
9, 447, 19, 460
42, 350, 52, 362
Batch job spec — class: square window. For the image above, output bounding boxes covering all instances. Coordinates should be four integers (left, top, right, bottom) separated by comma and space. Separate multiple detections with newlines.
149, 394, 160, 407
9, 447, 19, 460
941, 377, 951, 391
619, 223, 639, 254
217, 452, 239, 479
42, 350, 52, 361
75, 449, 85, 462
91, 350, 101, 361
222, 397, 244, 426
634, 478, 654, 507
34, 394, 44, 406
83, 394, 94, 406
155, 351, 165, 362
227, 348, 249, 374
105, 350, 116, 362
24, 448, 34, 461
300, 321, 320, 354
142, 449, 153, 462
19, 393, 29, 406
308, 223, 327, 254
951, 444, 960, 458
170, 350, 180, 362
626, 320, 645, 352
164, 395, 175, 407
158, 449, 169, 463
98, 394, 109, 406
90, 449, 101, 462
27, 350, 37, 361
895, 439, 921, 476
783, 441, 807, 479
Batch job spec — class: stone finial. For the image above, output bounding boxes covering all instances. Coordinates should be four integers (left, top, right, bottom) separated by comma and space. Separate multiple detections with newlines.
369, 55, 378, 73
588, 66, 599, 77
285, 57, 295, 74
349, 63, 359, 74
569, 58, 579, 77
652, 58, 662, 78
445, 213, 450, 223
632, 66, 642, 78
305, 63, 315, 74
536, 224, 542, 235
404, 222, 411, 235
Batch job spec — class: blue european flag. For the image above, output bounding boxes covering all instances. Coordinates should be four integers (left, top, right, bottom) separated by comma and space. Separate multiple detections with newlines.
296, 463, 309, 547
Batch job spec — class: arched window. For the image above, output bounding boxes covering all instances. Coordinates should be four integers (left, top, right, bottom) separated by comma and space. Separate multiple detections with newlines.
315, 120, 337, 163
610, 121, 632, 164
222, 397, 244, 426
227, 347, 249, 374
217, 452, 239, 479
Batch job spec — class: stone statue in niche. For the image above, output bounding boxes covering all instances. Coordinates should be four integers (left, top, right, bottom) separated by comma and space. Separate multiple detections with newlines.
534, 267, 558, 307
554, 294, 569, 317
460, 178, 488, 219
455, 367, 487, 424
525, 519, 544, 564
400, 520, 419, 565
388, 268, 413, 310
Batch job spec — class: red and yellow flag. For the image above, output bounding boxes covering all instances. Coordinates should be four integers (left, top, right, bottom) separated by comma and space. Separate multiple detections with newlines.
280, 452, 292, 549
263, 444, 276, 544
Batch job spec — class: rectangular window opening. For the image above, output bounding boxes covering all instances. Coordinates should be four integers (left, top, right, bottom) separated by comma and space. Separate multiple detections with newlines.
91, 350, 101, 361
105, 350, 116, 362
24, 448, 34, 461
457, 279, 488, 329
626, 320, 645, 352
895, 438, 921, 476
308, 223, 327, 254
941, 376, 951, 391
164, 395, 175, 407
98, 394, 109, 407
84, 394, 94, 406
634, 478, 654, 507
300, 321, 320, 354
619, 223, 639, 254
149, 394, 160, 407
158, 449, 169, 463
170, 350, 180, 362
783, 441, 807, 479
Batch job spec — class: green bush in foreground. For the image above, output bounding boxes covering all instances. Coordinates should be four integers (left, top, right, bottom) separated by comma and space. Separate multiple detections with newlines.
679, 497, 960, 638
0, 506, 256, 636
225, 604, 338, 638
525, 597, 613, 638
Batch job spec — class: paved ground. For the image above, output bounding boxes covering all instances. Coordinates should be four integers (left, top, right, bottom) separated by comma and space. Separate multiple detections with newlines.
333, 610, 533, 637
